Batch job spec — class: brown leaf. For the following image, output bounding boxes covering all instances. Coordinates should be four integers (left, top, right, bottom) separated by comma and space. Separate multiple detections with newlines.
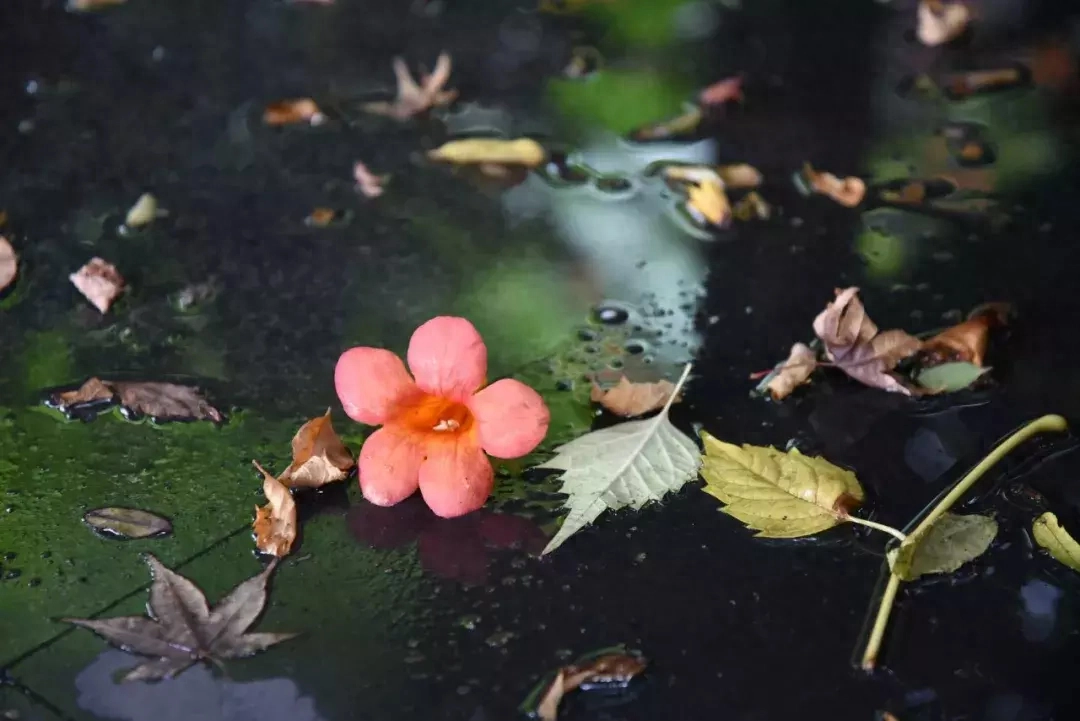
590, 376, 680, 417
629, 106, 702, 141
263, 99, 326, 126
869, 329, 923, 369
0, 236, 18, 293
917, 0, 971, 47
686, 179, 731, 227
305, 207, 339, 227
67, 0, 126, 11
880, 182, 927, 205
70, 257, 125, 313
534, 652, 647, 721
363, 53, 457, 121
813, 287, 878, 350
921, 302, 1010, 367
253, 461, 297, 557
536, 669, 568, 721
802, 164, 866, 207
353, 161, 387, 198
279, 409, 355, 488
112, 381, 223, 422
732, 191, 771, 221
698, 75, 743, 106
766, 343, 817, 400
56, 377, 115, 406
716, 164, 762, 189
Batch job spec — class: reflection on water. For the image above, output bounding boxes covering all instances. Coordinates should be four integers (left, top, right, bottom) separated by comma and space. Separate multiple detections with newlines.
1018, 577, 1062, 643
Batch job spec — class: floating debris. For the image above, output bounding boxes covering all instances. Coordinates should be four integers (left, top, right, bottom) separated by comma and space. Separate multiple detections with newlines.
47, 377, 223, 423
124, 193, 158, 229
0, 236, 17, 293
69, 257, 125, 313
263, 99, 326, 126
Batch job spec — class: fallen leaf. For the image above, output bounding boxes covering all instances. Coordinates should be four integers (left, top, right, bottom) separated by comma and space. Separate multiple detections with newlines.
536, 670, 568, 721
880, 182, 927, 205
920, 302, 1010, 366
1032, 512, 1080, 572
944, 68, 1025, 99
279, 409, 355, 488
83, 507, 173, 540
263, 99, 326, 126
363, 53, 457, 120
917, 0, 972, 47
800, 163, 866, 207
304, 208, 350, 228
64, 554, 296, 681
698, 75, 743, 106
686, 179, 731, 228
70, 257, 125, 313
915, 361, 990, 392
700, 433, 865, 538
590, 376, 679, 417
56, 377, 115, 405
732, 191, 771, 221
629, 106, 702, 141
112, 381, 223, 422
253, 461, 298, 557
765, 342, 817, 400
427, 138, 546, 168
67, 0, 126, 11
124, 193, 157, 228
541, 365, 700, 554
0, 236, 17, 294
870, 329, 924, 368
716, 164, 762, 189
353, 161, 387, 198
890, 512, 997, 581
529, 649, 647, 721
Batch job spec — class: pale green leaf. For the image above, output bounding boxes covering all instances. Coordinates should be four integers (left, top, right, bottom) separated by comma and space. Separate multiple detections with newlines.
1032, 512, 1080, 571
916, 362, 990, 392
891, 512, 997, 581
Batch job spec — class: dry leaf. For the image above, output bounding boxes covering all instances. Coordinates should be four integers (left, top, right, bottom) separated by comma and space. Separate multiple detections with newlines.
765, 342, 817, 400
363, 53, 457, 120
917, 0, 971, 47
112, 381, 223, 422
533, 652, 647, 721
700, 433, 865, 538
921, 302, 1009, 367
64, 554, 296, 681
732, 191, 771, 221
263, 99, 326, 126
802, 164, 866, 207
67, 0, 126, 11
83, 507, 172, 540
698, 75, 743, 106
70, 257, 125, 313
427, 138, 547, 168
124, 193, 157, 228
279, 409, 355, 488
870, 329, 924, 368
685, 180, 730, 228
590, 376, 679, 417
353, 161, 387, 198
305, 207, 339, 227
629, 106, 702, 141
57, 377, 115, 405
253, 461, 298, 557
716, 163, 762, 189
0, 236, 17, 294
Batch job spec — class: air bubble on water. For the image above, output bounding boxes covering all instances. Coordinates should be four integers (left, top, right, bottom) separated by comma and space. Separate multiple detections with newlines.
624, 339, 650, 355
594, 303, 630, 325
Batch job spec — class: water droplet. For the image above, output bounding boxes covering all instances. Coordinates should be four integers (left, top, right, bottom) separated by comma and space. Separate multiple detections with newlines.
577, 327, 599, 342
624, 340, 650, 355
594, 305, 629, 325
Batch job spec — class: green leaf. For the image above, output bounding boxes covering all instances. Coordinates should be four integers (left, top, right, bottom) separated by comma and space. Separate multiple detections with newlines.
916, 362, 991, 392
890, 512, 997, 581
1032, 512, 1080, 571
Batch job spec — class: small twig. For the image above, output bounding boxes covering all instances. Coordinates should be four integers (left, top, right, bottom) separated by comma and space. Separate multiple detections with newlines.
846, 515, 907, 543
859, 414, 1069, 671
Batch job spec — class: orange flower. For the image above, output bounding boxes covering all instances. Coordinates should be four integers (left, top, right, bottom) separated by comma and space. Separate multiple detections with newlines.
335, 317, 550, 518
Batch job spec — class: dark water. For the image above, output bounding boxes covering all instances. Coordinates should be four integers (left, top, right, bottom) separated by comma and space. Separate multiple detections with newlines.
3, 0, 1080, 719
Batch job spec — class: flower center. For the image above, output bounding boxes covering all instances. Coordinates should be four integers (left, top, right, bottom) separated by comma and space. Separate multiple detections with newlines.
395, 393, 475, 438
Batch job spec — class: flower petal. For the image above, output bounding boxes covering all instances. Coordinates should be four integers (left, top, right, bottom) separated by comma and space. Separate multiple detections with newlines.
418, 436, 493, 518
406, 316, 487, 402
335, 347, 420, 425
357, 426, 424, 507
467, 378, 550, 458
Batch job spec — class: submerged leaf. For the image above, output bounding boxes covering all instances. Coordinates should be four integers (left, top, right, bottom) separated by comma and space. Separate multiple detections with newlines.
0, 236, 18, 293
64, 554, 295, 681
69, 257, 125, 313
279, 409, 355, 488
84, 508, 172, 540
253, 461, 298, 557
590, 376, 679, 417
428, 138, 546, 168
890, 512, 997, 581
534, 652, 647, 721
1032, 512, 1080, 571
541, 365, 699, 554
111, 381, 223, 422
915, 361, 990, 392
56, 377, 115, 405
700, 433, 865, 538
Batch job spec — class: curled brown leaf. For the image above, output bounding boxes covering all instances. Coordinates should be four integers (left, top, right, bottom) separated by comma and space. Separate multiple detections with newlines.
765, 343, 817, 400
535, 653, 647, 721
253, 461, 297, 558
921, 302, 1010, 367
279, 409, 355, 488
0, 236, 17, 294
69, 257, 125, 313
590, 376, 680, 417
263, 99, 326, 126
698, 75, 743, 106
802, 164, 866, 207
869, 329, 923, 369
917, 0, 971, 47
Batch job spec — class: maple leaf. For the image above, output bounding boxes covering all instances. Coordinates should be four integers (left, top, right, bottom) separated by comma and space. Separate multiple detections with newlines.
363, 53, 458, 120
64, 554, 296, 682
279, 409, 355, 488
252, 461, 298, 557
590, 376, 680, 417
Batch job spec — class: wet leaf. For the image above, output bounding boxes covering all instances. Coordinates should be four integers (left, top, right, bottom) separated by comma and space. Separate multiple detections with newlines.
700, 433, 865, 538
363, 53, 457, 120
304, 208, 350, 228
628, 105, 701, 141
717, 164, 762, 189
915, 361, 990, 392
698, 75, 743, 106
921, 302, 1010, 366
54, 377, 115, 406
83, 507, 172, 540
427, 138, 546, 168
799, 163, 866, 207
917, 0, 971, 47
765, 342, 817, 400
533, 651, 647, 721
252, 461, 298, 557
69, 257, 125, 313
0, 236, 17, 294
686, 179, 730, 227
890, 512, 997, 581
111, 381, 223, 422
64, 554, 296, 681
353, 161, 387, 198
124, 193, 157, 228
541, 365, 699, 554
279, 409, 355, 488
732, 191, 771, 221
870, 329, 924, 368
263, 99, 326, 126
590, 376, 680, 417
1032, 512, 1080, 571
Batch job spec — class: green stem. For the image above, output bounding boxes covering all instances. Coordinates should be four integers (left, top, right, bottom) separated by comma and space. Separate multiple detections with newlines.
859, 414, 1069, 672
846, 515, 907, 543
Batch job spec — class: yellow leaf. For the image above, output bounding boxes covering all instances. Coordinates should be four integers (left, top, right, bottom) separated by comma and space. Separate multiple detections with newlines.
889, 512, 997, 581
1032, 512, 1080, 571
279, 409, 355, 488
699, 433, 864, 538
686, 180, 730, 227
427, 138, 546, 168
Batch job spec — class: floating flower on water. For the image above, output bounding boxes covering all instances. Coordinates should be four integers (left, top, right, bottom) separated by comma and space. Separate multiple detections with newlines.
335, 316, 550, 518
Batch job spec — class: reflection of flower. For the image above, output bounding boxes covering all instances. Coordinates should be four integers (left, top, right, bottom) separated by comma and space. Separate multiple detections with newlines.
335, 316, 550, 518
347, 497, 546, 584
75, 649, 326, 721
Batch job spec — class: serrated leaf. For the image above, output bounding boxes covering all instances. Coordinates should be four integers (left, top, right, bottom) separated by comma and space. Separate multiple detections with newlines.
915, 362, 990, 392
890, 512, 997, 581
1032, 512, 1080, 571
699, 434, 864, 538
540, 365, 699, 555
